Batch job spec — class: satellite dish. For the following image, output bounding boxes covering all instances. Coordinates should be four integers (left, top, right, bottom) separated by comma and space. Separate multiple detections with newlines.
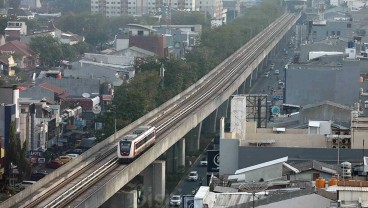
271, 106, 280, 115
92, 105, 101, 114
82, 93, 90, 98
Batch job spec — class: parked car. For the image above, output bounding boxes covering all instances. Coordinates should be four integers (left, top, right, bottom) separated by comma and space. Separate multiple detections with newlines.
30, 172, 48, 181
66, 154, 79, 159
274, 69, 279, 75
169, 195, 182, 206
200, 157, 207, 166
270, 63, 275, 69
46, 161, 63, 169
16, 180, 36, 189
58, 156, 72, 164
187, 171, 199, 181
262, 72, 270, 78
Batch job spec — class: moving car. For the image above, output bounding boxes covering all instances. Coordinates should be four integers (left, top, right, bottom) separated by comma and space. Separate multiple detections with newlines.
187, 171, 199, 181
169, 195, 181, 206
200, 156, 207, 166
262, 72, 270, 78
270, 63, 275, 70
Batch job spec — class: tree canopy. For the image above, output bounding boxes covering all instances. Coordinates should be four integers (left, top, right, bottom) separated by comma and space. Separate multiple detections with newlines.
29, 35, 88, 66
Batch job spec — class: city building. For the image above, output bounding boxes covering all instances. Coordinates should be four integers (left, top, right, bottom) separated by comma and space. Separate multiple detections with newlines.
91, 0, 224, 19
0, 40, 37, 69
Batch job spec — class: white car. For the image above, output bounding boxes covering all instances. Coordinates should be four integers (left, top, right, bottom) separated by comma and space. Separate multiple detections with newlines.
270, 63, 275, 69
16, 181, 36, 189
274, 69, 279, 75
187, 171, 199, 181
200, 157, 207, 166
66, 153, 79, 159
169, 195, 181, 206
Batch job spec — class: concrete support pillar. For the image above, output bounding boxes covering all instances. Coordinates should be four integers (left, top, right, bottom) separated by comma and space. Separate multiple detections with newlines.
101, 189, 138, 208
202, 110, 217, 134
237, 81, 245, 94
187, 123, 201, 152
255, 66, 259, 79
249, 72, 253, 88
142, 160, 165, 207
166, 144, 177, 173
178, 138, 185, 167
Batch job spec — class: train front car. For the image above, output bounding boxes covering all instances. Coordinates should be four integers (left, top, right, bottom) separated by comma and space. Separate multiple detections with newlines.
117, 126, 156, 164
117, 135, 136, 163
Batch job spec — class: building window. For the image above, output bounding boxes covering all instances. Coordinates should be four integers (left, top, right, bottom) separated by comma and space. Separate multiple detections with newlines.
347, 23, 351, 28
331, 31, 335, 36
138, 31, 144, 35
326, 31, 328, 36
337, 31, 341, 36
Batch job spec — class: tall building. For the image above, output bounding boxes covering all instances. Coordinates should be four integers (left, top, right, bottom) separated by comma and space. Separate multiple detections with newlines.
91, 0, 220, 18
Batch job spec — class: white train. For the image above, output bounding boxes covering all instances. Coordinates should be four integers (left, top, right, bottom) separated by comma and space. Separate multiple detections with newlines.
117, 126, 156, 163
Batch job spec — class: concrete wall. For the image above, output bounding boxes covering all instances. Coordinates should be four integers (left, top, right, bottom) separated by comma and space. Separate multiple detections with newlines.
242, 163, 283, 182
219, 138, 239, 175
238, 146, 365, 168
300, 104, 352, 125
242, 121, 327, 148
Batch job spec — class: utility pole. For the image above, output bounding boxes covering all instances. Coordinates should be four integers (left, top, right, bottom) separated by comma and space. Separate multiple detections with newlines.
160, 64, 165, 89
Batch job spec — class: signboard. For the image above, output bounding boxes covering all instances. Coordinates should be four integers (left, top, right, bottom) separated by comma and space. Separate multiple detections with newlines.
207, 150, 219, 172
182, 195, 194, 208
273, 95, 283, 100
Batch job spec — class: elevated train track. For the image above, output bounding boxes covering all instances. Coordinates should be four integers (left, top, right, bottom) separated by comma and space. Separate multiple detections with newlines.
5, 12, 299, 208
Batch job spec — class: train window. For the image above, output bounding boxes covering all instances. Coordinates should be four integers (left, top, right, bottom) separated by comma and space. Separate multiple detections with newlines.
120, 141, 131, 152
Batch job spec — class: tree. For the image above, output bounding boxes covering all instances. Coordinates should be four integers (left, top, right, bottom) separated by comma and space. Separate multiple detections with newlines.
61, 43, 79, 62
7, 122, 30, 182
30, 35, 63, 66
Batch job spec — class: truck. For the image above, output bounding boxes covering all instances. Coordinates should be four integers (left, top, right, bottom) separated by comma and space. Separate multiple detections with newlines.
80, 137, 97, 149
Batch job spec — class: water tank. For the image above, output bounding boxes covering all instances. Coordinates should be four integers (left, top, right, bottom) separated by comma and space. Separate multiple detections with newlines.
341, 162, 352, 179
328, 177, 338, 186
348, 41, 355, 48
316, 177, 326, 188
355, 102, 360, 111
351, 111, 359, 120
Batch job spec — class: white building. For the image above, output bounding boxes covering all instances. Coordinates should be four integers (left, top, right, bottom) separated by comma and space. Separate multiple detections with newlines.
91, 0, 223, 18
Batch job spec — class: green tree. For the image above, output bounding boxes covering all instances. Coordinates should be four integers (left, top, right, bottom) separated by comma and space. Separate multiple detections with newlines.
61, 43, 79, 62
7, 122, 31, 182
73, 41, 92, 54
30, 35, 63, 66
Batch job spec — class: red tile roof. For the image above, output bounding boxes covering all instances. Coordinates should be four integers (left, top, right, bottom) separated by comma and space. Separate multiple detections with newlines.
0, 40, 31, 57
39, 82, 66, 95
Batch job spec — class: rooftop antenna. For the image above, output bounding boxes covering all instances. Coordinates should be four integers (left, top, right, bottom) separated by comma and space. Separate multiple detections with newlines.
239, 181, 270, 208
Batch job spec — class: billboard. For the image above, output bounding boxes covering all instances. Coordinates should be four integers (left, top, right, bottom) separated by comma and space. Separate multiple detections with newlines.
207, 150, 219, 172
182, 195, 194, 208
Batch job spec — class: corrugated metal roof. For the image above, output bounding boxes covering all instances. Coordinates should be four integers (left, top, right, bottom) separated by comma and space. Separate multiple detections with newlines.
336, 186, 368, 192
214, 193, 251, 207
234, 157, 288, 175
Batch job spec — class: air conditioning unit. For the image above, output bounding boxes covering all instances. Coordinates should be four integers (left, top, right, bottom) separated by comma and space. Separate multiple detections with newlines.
332, 145, 338, 148
342, 138, 350, 144
333, 139, 338, 144
341, 145, 347, 149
